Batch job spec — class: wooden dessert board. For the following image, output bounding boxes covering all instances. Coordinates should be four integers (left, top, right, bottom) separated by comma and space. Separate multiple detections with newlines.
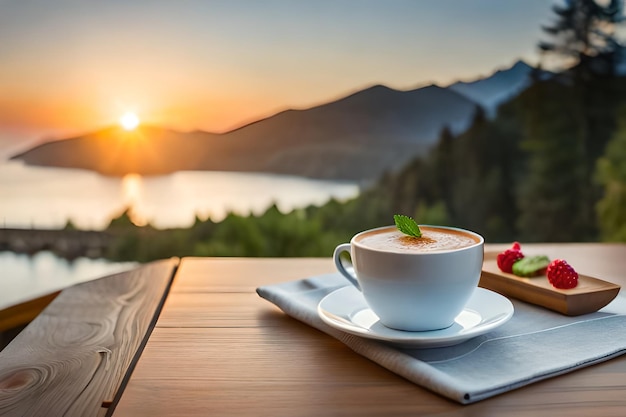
480, 252, 621, 316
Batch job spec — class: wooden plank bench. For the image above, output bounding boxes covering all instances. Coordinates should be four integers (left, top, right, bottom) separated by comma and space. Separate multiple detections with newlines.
0, 292, 60, 333
0, 258, 179, 417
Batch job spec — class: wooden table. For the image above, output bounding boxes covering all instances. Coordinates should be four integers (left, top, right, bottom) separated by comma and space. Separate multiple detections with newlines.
112, 244, 626, 417
0, 259, 178, 417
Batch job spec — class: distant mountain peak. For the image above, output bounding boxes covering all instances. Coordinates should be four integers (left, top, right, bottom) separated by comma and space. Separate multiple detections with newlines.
337, 83, 400, 101
410, 83, 443, 92
363, 83, 395, 91
497, 60, 533, 76
511, 59, 532, 69
447, 59, 537, 115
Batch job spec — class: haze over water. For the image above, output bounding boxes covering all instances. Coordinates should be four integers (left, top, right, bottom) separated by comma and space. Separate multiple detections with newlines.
0, 161, 359, 230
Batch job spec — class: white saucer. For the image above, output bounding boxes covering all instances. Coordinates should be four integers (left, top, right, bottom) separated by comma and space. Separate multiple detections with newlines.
317, 286, 513, 348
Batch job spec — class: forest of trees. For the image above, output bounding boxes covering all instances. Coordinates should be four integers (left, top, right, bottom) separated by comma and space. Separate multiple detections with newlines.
99, 0, 626, 262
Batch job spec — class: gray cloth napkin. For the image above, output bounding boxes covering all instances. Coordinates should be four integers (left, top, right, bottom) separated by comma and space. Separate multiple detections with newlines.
256, 273, 626, 404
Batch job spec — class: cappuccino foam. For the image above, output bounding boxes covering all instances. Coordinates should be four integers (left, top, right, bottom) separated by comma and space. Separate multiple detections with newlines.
356, 226, 479, 253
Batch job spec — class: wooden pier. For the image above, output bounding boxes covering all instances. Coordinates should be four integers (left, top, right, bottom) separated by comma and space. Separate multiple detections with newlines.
0, 228, 115, 258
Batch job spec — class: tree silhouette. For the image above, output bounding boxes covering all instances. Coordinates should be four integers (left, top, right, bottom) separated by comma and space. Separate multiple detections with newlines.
527, 1, 625, 242
516, 81, 590, 242
539, 0, 624, 76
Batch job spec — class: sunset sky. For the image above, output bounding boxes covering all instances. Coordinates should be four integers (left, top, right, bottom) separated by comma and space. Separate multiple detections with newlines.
1, 0, 556, 149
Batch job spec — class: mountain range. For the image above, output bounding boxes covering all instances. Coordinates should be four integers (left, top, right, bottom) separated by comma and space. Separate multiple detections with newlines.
448, 60, 535, 116
11, 60, 535, 182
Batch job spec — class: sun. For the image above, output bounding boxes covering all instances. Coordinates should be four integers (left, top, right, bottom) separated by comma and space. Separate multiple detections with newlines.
119, 112, 140, 130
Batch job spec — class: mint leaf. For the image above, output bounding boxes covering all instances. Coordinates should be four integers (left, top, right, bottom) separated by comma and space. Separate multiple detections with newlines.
394, 214, 422, 238
512, 255, 551, 277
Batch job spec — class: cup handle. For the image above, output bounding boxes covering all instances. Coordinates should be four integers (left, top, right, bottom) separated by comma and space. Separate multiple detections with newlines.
333, 243, 361, 291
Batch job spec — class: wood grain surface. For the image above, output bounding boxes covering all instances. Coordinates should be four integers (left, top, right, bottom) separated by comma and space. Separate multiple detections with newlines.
112, 246, 626, 417
0, 292, 59, 332
0, 258, 178, 417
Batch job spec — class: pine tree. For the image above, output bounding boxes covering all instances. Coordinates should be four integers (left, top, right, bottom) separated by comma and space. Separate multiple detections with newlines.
516, 81, 590, 242
530, 0, 625, 241
432, 125, 456, 218
539, 0, 624, 77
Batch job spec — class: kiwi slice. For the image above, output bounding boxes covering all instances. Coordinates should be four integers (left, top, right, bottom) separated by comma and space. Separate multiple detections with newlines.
512, 255, 551, 277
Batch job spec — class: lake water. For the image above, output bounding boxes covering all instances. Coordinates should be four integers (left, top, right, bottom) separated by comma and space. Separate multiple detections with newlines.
0, 160, 359, 229
0, 160, 359, 308
0, 251, 137, 310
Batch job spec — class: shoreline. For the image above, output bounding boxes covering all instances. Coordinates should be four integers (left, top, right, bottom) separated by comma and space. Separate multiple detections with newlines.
0, 227, 114, 259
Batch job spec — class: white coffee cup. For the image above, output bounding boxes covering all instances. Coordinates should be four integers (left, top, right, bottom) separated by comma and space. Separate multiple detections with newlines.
333, 225, 484, 331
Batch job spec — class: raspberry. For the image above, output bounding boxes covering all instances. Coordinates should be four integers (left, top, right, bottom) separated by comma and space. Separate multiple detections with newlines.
497, 242, 524, 273
547, 259, 579, 289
